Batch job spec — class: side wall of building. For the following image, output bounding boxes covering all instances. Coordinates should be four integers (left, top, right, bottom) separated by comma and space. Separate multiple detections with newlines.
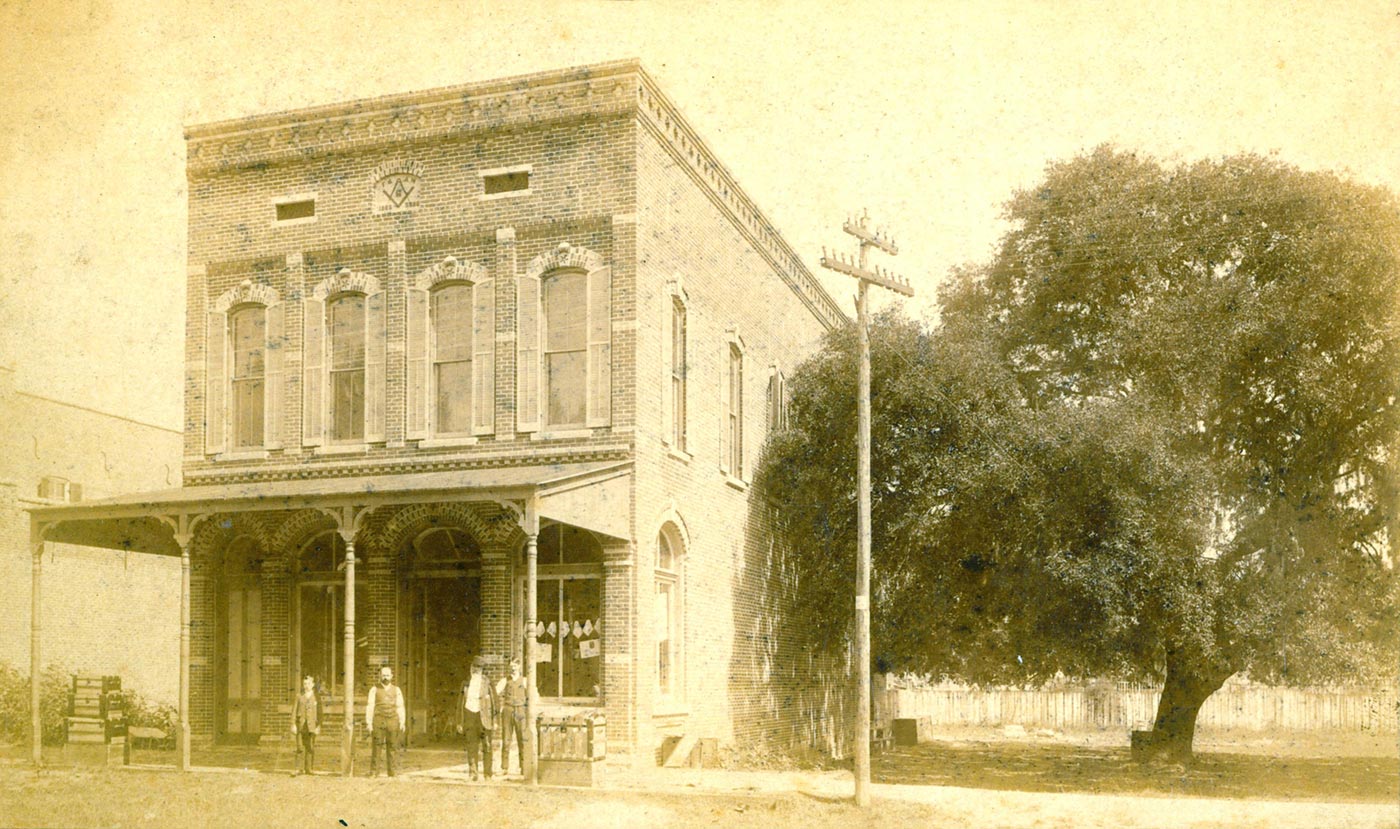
0, 369, 184, 703
632, 125, 852, 758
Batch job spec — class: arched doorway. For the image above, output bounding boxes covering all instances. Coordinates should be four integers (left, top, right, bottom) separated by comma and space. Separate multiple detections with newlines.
292, 531, 370, 699
399, 527, 481, 742
217, 535, 262, 743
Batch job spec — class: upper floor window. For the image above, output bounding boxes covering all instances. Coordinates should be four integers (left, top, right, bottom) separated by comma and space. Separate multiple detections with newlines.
229, 305, 266, 449
544, 271, 588, 428
328, 293, 366, 443
405, 257, 494, 442
721, 338, 744, 479
516, 244, 611, 434
669, 296, 688, 451
302, 268, 385, 449
767, 366, 788, 433
431, 284, 473, 435
206, 279, 283, 456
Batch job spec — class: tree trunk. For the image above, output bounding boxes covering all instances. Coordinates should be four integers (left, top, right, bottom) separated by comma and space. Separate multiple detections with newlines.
1139, 660, 1230, 764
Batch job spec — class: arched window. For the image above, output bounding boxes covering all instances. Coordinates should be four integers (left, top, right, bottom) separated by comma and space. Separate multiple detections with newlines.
516, 244, 610, 433
328, 294, 366, 443
302, 268, 385, 448
405, 258, 494, 441
543, 270, 588, 428
206, 280, 282, 456
661, 282, 689, 452
655, 526, 684, 698
229, 305, 267, 449
721, 335, 745, 479
431, 284, 473, 435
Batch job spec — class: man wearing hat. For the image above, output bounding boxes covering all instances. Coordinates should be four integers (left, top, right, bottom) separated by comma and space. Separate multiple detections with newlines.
365, 666, 405, 777
456, 656, 498, 780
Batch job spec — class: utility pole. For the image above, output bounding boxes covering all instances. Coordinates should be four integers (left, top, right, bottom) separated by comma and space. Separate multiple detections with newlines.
820, 211, 912, 808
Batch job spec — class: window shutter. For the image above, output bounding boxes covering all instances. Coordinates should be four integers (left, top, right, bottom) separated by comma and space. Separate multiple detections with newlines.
718, 343, 731, 475
205, 310, 226, 455
405, 287, 429, 440
264, 302, 284, 449
660, 294, 673, 446
472, 280, 496, 435
516, 275, 540, 433
302, 297, 325, 447
365, 290, 387, 443
586, 266, 612, 427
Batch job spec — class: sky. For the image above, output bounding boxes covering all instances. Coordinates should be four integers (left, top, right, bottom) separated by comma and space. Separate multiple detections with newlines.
2, 0, 1396, 430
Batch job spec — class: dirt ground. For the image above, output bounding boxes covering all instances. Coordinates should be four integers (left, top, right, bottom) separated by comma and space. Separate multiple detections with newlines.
1, 764, 1397, 829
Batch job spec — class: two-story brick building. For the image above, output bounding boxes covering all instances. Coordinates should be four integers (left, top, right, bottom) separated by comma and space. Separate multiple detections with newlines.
28, 60, 851, 771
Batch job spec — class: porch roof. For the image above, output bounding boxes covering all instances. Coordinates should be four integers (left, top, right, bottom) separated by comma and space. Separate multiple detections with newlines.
27, 460, 632, 556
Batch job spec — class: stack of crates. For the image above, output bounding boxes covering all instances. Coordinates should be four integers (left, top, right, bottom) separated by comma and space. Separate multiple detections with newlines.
67, 674, 127, 763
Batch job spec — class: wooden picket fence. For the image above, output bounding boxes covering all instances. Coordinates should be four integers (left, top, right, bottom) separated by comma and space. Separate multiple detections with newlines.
889, 681, 1397, 734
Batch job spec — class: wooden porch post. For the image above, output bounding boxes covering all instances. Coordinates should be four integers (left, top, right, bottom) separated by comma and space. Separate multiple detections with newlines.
523, 498, 539, 785
179, 537, 192, 771
342, 535, 356, 777
30, 535, 43, 766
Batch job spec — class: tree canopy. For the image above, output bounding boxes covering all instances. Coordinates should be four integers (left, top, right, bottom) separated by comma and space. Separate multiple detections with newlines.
760, 148, 1400, 759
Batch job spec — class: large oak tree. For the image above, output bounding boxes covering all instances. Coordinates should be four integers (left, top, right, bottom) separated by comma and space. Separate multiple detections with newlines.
761, 148, 1399, 761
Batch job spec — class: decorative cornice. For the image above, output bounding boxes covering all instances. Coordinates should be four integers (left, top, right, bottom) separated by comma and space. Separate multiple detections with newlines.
634, 74, 846, 331
185, 61, 643, 176
184, 59, 845, 332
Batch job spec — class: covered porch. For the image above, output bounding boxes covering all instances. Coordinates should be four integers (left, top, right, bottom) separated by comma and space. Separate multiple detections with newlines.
25, 460, 635, 779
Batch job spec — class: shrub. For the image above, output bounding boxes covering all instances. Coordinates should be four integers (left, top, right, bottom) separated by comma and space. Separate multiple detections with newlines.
0, 662, 71, 746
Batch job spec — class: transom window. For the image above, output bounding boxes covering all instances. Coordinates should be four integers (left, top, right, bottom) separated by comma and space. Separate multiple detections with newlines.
328, 294, 366, 442
230, 306, 266, 449
543, 271, 588, 428
431, 284, 473, 435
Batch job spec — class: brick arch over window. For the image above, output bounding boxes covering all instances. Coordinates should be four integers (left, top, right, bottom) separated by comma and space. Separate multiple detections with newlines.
518, 243, 611, 432
206, 281, 285, 454
265, 508, 339, 564
304, 268, 387, 446
405, 257, 495, 439
373, 502, 515, 564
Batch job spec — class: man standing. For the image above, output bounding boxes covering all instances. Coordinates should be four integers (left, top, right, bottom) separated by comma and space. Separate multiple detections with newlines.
365, 666, 405, 777
495, 657, 528, 776
456, 656, 497, 781
290, 675, 320, 776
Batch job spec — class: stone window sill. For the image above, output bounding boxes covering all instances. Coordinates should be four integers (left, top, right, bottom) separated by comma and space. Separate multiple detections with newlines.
724, 475, 748, 492
313, 443, 369, 456
417, 435, 479, 448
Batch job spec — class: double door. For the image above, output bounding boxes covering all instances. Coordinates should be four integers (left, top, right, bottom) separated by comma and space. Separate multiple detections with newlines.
401, 576, 480, 740
219, 575, 261, 741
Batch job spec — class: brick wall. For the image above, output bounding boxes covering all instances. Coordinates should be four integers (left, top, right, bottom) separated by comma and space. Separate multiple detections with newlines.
631, 123, 852, 756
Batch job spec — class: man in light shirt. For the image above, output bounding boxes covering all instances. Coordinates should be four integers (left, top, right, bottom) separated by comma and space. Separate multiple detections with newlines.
365, 666, 405, 777
456, 656, 497, 781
